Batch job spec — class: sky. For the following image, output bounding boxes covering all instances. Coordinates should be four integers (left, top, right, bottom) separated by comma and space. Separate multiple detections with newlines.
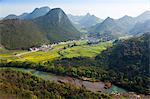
0, 0, 150, 19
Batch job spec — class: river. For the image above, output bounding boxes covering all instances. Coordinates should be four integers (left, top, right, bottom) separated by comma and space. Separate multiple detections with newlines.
0, 67, 127, 93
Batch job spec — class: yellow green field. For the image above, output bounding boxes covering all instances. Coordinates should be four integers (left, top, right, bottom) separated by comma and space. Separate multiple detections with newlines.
0, 40, 112, 62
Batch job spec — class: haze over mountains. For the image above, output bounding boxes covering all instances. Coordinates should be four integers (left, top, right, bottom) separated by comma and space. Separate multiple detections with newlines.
4, 6, 51, 20
130, 20, 150, 35
0, 6, 150, 49
89, 11, 150, 40
68, 13, 103, 29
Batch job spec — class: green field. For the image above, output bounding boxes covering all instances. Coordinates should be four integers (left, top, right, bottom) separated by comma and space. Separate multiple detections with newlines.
60, 42, 111, 58
0, 40, 112, 62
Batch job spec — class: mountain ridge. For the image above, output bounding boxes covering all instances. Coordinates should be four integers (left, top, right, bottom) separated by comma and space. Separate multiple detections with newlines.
68, 13, 103, 30
4, 6, 51, 20
33, 8, 81, 42
89, 11, 150, 39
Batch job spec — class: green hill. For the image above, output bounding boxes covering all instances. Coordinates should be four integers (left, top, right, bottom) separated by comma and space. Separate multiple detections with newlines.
0, 8, 81, 49
89, 17, 127, 41
33, 8, 81, 42
0, 19, 47, 50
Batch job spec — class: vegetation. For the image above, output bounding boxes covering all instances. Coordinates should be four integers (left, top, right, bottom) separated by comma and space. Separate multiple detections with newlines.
1, 6, 150, 98
0, 19, 47, 50
1, 8, 81, 50
88, 17, 126, 41
0, 60, 108, 82
0, 68, 111, 98
0, 48, 27, 62
33, 8, 81, 43
0, 34, 149, 95
0, 41, 112, 62
96, 33, 150, 94
60, 42, 111, 58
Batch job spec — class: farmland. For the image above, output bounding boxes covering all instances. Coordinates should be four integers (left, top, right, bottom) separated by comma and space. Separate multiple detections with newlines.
0, 40, 112, 62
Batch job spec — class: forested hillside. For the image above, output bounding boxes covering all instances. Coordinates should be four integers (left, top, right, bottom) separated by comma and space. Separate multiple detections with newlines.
0, 68, 111, 99
0, 19, 47, 49
96, 33, 150, 94
33, 8, 81, 42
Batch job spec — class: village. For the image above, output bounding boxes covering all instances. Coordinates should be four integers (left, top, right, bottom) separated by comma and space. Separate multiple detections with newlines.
14, 36, 108, 57
28, 40, 76, 52
28, 35, 102, 52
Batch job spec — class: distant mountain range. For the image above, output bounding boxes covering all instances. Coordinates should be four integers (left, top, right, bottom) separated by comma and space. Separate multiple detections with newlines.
4, 8, 103, 30
1, 6, 150, 49
68, 13, 103, 30
135, 11, 150, 23
1, 7, 80, 49
89, 17, 127, 39
89, 11, 150, 40
130, 20, 150, 35
4, 6, 51, 20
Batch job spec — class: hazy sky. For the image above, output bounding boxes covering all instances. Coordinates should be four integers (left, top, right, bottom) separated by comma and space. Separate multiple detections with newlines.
0, 0, 150, 19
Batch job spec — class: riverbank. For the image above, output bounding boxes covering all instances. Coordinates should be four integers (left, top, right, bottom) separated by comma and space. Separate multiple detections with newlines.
0, 67, 125, 93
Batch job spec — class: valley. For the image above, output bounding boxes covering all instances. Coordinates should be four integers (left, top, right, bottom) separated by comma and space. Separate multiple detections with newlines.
0, 3, 150, 99
1, 33, 149, 98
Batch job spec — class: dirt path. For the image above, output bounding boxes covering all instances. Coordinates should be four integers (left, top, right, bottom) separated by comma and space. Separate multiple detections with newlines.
15, 50, 39, 57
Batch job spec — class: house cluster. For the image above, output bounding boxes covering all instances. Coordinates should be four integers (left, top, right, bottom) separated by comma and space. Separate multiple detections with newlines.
28, 40, 76, 52
86, 36, 100, 44
29, 44, 52, 52
58, 40, 75, 45
29, 47, 39, 52
81, 35, 100, 44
